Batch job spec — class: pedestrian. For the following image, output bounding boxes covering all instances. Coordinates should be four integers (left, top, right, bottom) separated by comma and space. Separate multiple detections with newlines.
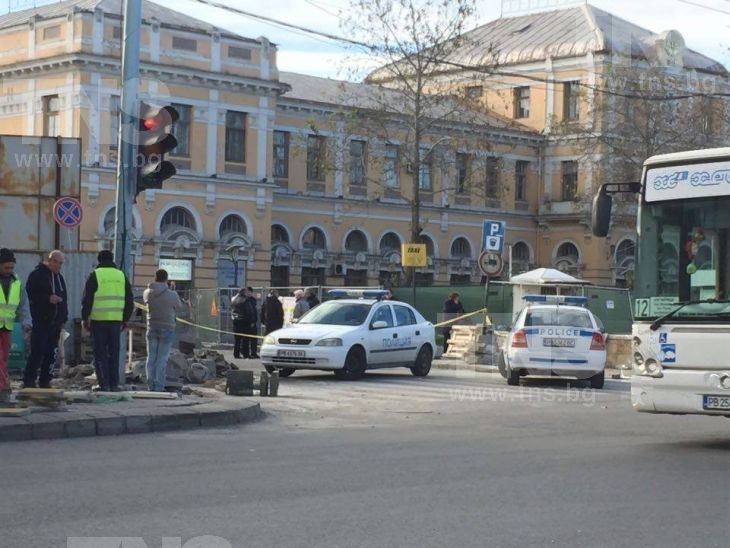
0, 248, 31, 402
142, 269, 182, 392
231, 286, 259, 359
292, 289, 310, 320
81, 249, 134, 392
304, 287, 320, 310
23, 250, 68, 389
260, 289, 284, 335
442, 291, 465, 354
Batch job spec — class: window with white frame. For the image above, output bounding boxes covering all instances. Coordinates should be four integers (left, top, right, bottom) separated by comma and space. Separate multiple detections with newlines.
384, 144, 399, 188
273, 131, 289, 178
225, 111, 246, 163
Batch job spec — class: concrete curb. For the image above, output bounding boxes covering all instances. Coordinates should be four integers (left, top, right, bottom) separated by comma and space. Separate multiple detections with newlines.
0, 397, 262, 443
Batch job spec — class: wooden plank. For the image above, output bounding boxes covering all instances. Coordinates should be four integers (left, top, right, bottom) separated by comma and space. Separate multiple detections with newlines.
130, 391, 179, 400
0, 407, 31, 417
17, 388, 65, 397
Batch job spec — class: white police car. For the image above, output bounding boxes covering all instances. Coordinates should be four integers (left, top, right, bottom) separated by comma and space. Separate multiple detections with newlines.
498, 295, 607, 388
260, 290, 436, 380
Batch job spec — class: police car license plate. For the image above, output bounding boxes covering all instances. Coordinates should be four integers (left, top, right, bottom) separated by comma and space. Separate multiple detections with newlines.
702, 395, 730, 410
277, 349, 305, 358
543, 338, 575, 348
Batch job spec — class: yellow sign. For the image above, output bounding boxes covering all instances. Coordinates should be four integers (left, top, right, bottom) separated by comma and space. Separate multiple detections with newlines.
401, 243, 427, 267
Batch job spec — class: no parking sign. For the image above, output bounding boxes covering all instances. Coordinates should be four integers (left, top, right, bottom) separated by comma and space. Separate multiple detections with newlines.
53, 197, 83, 228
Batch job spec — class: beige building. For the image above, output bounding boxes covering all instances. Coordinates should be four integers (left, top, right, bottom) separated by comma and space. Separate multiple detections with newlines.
0, 0, 725, 291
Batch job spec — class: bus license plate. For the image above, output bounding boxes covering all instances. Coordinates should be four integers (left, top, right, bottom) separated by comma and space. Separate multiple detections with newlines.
278, 349, 305, 358
543, 338, 575, 348
702, 395, 730, 410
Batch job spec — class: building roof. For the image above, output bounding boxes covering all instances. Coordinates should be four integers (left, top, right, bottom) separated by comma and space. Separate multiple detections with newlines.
0, 0, 257, 42
278, 71, 535, 134
451, 3, 725, 74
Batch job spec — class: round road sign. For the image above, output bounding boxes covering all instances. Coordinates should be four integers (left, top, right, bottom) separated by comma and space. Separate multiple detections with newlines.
478, 250, 504, 277
53, 197, 83, 228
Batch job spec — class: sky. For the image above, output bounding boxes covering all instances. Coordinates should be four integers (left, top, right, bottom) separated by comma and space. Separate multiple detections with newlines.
2, 0, 730, 79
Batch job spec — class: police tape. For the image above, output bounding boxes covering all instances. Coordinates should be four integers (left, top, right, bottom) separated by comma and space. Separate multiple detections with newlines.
134, 301, 487, 337
433, 307, 488, 328
133, 301, 265, 340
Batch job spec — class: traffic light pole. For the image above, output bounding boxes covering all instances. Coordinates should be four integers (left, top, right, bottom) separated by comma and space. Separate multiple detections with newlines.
114, 0, 141, 383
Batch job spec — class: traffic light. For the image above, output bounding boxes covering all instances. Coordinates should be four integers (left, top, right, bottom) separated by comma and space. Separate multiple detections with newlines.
135, 101, 179, 199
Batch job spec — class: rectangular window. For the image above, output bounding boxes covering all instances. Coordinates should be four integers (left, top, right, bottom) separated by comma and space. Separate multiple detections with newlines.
43, 95, 59, 136
384, 144, 399, 188
112, 26, 121, 40
42, 25, 60, 40
109, 95, 120, 150
465, 85, 483, 99
563, 81, 579, 120
306, 135, 326, 181
515, 160, 528, 201
273, 130, 289, 178
349, 140, 366, 186
228, 46, 252, 60
171, 103, 191, 157
456, 153, 469, 193
485, 157, 499, 199
514, 86, 530, 118
418, 147, 432, 191
225, 111, 246, 163
561, 160, 578, 200
172, 36, 197, 52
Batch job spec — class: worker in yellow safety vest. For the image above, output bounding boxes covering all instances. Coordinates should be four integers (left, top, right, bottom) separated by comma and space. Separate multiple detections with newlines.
0, 248, 31, 402
81, 249, 133, 392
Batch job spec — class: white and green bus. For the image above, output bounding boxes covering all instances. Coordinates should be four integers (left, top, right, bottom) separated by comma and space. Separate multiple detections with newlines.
593, 147, 730, 416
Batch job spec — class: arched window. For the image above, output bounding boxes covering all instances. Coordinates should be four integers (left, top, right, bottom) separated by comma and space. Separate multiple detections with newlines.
104, 207, 136, 233
302, 227, 327, 250
160, 207, 194, 232
379, 232, 401, 253
556, 242, 579, 261
450, 237, 471, 258
615, 239, 635, 264
345, 230, 368, 253
219, 215, 246, 239
512, 241, 530, 273
271, 224, 289, 244
417, 234, 435, 255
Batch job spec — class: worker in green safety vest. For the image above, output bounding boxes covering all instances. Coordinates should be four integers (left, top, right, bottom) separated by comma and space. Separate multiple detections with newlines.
81, 249, 133, 392
0, 248, 31, 402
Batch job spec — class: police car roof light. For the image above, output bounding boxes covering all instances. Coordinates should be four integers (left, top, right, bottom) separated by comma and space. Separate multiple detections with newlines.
327, 289, 388, 300
523, 294, 588, 306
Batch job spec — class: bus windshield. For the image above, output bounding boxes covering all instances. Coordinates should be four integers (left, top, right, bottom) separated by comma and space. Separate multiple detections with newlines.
635, 196, 730, 320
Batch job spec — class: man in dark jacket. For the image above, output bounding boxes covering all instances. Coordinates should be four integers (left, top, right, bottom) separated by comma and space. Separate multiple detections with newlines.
260, 289, 284, 335
81, 250, 134, 392
23, 250, 68, 388
231, 287, 259, 359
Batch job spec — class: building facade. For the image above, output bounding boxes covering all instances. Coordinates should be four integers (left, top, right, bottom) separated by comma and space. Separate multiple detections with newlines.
0, 0, 726, 291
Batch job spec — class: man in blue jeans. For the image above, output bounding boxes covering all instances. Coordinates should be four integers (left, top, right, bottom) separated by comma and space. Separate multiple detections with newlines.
81, 250, 134, 392
143, 269, 182, 391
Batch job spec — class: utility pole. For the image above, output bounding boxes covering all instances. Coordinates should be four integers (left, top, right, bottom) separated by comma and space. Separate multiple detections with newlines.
114, 0, 141, 382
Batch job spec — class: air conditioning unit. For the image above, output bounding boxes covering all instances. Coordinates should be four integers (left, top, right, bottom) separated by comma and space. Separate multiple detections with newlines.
332, 263, 346, 276
405, 162, 414, 173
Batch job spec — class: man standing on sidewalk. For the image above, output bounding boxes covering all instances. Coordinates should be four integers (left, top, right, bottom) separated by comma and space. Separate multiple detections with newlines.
143, 269, 182, 391
23, 250, 68, 388
81, 250, 134, 392
0, 248, 31, 402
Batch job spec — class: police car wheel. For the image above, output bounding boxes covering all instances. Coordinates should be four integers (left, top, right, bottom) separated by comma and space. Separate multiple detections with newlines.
506, 364, 520, 386
410, 346, 433, 377
497, 352, 507, 379
589, 371, 605, 389
334, 347, 366, 380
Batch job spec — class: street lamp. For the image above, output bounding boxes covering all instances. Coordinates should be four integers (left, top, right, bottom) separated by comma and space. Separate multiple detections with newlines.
226, 244, 245, 287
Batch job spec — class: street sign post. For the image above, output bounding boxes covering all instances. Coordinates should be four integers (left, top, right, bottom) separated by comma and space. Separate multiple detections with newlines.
402, 243, 427, 306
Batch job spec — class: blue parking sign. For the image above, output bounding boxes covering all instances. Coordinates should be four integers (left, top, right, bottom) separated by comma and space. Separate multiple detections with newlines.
482, 220, 506, 254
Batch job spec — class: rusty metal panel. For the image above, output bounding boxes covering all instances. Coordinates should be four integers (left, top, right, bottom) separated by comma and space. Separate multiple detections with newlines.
0, 135, 81, 252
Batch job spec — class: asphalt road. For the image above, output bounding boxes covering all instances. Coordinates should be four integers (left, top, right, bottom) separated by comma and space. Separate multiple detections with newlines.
2, 368, 729, 548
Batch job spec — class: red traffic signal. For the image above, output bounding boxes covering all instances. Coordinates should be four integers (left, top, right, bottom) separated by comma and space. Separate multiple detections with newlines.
136, 101, 179, 199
